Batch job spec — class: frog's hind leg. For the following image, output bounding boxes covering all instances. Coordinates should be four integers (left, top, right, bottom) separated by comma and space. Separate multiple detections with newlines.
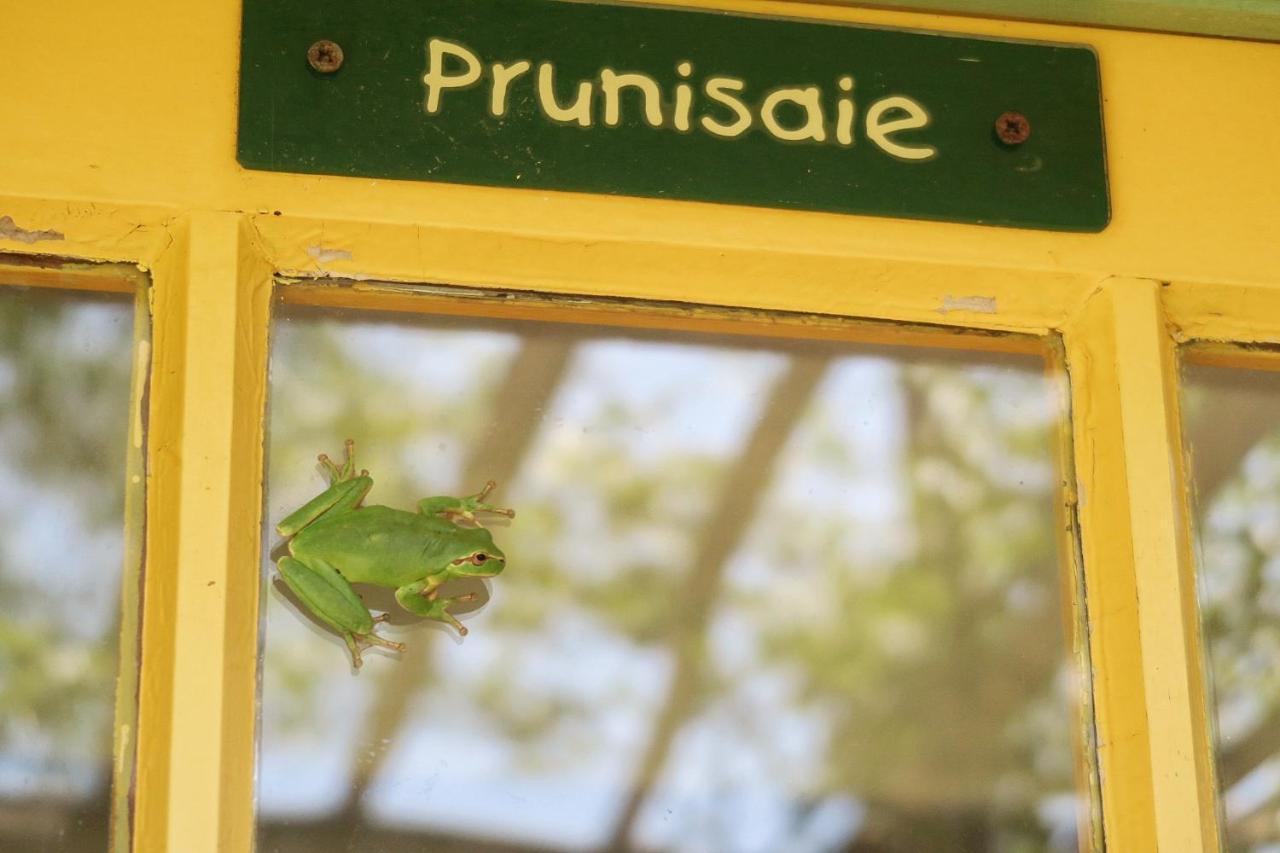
277, 555, 404, 669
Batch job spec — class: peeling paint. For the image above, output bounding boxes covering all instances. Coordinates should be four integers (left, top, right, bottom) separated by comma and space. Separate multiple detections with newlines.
115, 723, 131, 776
306, 244, 353, 263
131, 339, 151, 449
939, 294, 998, 314
0, 215, 64, 244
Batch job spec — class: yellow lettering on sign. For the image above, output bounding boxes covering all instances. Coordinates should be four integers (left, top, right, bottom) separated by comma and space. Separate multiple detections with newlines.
866, 96, 937, 161
760, 86, 828, 143
700, 77, 753, 139
537, 63, 594, 127
423, 38, 483, 114
601, 69, 665, 128
420, 37, 937, 160
489, 60, 532, 117
836, 76, 856, 147
673, 61, 695, 133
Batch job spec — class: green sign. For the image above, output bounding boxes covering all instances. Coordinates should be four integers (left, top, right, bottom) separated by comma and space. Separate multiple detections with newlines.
238, 0, 1109, 231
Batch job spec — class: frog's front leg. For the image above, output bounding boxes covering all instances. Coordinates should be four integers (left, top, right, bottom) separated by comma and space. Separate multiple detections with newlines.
277, 555, 405, 668
395, 580, 479, 636
418, 480, 515, 527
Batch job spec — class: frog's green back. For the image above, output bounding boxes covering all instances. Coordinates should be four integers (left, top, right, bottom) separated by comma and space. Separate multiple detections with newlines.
290, 505, 486, 588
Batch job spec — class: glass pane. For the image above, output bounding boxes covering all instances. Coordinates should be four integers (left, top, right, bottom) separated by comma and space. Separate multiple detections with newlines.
1182, 361, 1280, 850
258, 303, 1091, 852
0, 285, 135, 850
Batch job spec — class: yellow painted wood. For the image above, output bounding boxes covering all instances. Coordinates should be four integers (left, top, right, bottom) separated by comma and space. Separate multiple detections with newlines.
0, 263, 133, 294
0, 2, 1278, 292
280, 278, 1052, 355
0, 196, 175, 268
110, 285, 152, 853
254, 215, 1093, 336
1181, 343, 1280, 373
1167, 280, 1280, 347
1065, 277, 1218, 851
133, 212, 271, 853
0, 261, 151, 853
133, 227, 189, 853
1042, 342, 1108, 851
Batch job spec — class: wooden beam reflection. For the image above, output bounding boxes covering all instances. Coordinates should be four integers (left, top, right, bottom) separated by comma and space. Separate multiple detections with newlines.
603, 353, 829, 851
340, 333, 575, 809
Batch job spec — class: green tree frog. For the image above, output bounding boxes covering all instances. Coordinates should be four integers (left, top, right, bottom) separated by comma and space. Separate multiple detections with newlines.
274, 440, 514, 668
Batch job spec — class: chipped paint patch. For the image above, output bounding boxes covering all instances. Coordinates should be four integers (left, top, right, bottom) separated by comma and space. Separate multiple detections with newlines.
131, 339, 151, 449
115, 724, 131, 776
939, 295, 998, 314
306, 244, 353, 263
0, 215, 64, 244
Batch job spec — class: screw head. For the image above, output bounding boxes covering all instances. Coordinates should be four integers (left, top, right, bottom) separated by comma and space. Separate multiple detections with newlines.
307, 40, 344, 74
995, 111, 1031, 145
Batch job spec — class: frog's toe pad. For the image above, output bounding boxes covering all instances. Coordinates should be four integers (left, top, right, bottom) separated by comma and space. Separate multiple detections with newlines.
362, 631, 406, 653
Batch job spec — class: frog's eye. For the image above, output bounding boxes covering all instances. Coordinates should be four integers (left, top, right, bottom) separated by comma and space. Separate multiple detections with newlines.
470, 553, 489, 566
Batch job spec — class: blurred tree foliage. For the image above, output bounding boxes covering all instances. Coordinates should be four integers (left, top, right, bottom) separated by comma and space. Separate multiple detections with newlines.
741, 364, 1077, 852
0, 287, 133, 845
1182, 372, 1280, 851
260, 311, 1085, 853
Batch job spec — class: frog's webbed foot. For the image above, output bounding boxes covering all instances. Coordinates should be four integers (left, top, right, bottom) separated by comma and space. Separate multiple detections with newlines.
422, 480, 516, 528
277, 555, 403, 670
432, 593, 478, 636
420, 592, 478, 636
343, 623, 407, 670
397, 583, 479, 637
473, 479, 497, 502
360, 630, 407, 653
468, 480, 516, 521
318, 438, 366, 485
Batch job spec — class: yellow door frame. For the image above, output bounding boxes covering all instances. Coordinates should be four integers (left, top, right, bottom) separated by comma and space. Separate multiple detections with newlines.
3, 1, 1279, 850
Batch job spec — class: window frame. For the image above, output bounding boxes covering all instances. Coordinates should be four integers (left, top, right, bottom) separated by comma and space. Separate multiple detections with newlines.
0, 257, 151, 853
2, 0, 1277, 848
0, 209, 1224, 852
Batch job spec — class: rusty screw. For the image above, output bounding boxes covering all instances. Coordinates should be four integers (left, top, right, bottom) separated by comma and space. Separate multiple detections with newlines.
307, 40, 344, 74
995, 111, 1031, 145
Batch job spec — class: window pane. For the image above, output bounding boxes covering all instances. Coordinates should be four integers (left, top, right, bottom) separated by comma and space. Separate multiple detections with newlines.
0, 286, 135, 850
258, 303, 1092, 852
1182, 361, 1280, 850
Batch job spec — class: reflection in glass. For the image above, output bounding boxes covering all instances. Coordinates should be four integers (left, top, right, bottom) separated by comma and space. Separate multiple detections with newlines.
258, 304, 1089, 852
1183, 362, 1280, 850
0, 286, 134, 850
